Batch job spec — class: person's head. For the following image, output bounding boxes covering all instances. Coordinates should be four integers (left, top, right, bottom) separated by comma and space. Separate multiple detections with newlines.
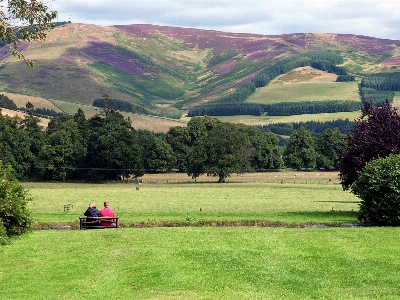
89, 201, 96, 208
104, 201, 110, 208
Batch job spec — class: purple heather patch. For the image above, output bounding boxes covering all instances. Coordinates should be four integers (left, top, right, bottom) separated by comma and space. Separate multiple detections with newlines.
82, 42, 146, 75
194, 72, 258, 102
381, 57, 400, 66
37, 70, 49, 78
114, 25, 302, 63
334, 34, 400, 55
0, 46, 11, 61
0, 43, 29, 62
211, 59, 237, 74
115, 26, 400, 60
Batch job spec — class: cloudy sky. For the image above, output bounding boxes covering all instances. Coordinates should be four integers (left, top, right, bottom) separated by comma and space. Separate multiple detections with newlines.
51, 0, 400, 40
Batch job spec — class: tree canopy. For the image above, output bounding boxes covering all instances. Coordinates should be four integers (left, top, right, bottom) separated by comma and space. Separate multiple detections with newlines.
0, 0, 58, 66
352, 154, 400, 225
340, 102, 400, 189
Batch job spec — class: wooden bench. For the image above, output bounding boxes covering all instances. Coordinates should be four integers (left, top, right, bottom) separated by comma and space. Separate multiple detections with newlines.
79, 217, 119, 230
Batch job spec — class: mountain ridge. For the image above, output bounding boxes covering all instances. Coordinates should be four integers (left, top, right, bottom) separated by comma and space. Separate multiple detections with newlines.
0, 23, 399, 120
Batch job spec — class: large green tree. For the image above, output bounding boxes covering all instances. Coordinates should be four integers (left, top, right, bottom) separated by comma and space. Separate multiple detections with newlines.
137, 129, 158, 173
186, 116, 222, 179
86, 113, 143, 181
316, 128, 348, 170
204, 122, 253, 182
0, 162, 32, 244
186, 118, 253, 183
0, 113, 35, 179
166, 126, 191, 172
352, 154, 400, 225
238, 124, 284, 170
283, 126, 317, 170
340, 102, 400, 189
38, 119, 86, 181
146, 140, 176, 173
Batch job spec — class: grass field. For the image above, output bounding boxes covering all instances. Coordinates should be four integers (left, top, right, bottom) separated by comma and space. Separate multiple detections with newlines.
23, 172, 358, 227
2, 227, 400, 300
3, 173, 400, 299
247, 82, 360, 104
214, 110, 361, 126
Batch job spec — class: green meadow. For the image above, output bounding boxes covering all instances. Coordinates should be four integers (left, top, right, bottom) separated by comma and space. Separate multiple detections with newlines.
247, 82, 360, 104
2, 174, 400, 299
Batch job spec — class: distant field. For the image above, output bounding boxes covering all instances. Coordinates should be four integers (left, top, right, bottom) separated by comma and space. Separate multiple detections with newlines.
0, 108, 50, 127
23, 171, 358, 227
215, 110, 361, 125
247, 81, 360, 104
1, 92, 62, 112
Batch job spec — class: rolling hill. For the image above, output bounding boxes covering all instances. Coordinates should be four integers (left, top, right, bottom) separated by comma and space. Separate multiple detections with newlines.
1, 23, 400, 131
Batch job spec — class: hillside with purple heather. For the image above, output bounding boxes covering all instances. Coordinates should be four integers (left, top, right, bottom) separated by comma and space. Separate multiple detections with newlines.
0, 23, 399, 118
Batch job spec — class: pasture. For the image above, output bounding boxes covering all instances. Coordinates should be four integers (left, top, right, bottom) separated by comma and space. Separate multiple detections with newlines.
24, 172, 358, 227
2, 172, 400, 299
214, 110, 361, 126
246, 82, 360, 104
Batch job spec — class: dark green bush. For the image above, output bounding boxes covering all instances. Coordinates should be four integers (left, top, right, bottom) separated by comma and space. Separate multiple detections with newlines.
0, 162, 32, 241
352, 154, 400, 225
0, 220, 8, 245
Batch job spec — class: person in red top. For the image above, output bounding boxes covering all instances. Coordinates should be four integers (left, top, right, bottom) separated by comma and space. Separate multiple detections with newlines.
99, 201, 115, 226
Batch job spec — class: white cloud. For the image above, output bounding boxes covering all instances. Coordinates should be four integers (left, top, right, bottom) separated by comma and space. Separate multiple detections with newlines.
50, 0, 400, 40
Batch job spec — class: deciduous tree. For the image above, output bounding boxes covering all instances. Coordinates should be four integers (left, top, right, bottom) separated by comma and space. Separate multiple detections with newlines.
340, 102, 400, 189
0, 0, 58, 66
316, 128, 347, 170
0, 162, 32, 244
352, 154, 400, 225
86, 113, 143, 181
283, 126, 317, 170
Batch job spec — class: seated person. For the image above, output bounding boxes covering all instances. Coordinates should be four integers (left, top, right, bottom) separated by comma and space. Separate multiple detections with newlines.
99, 201, 115, 226
83, 202, 100, 227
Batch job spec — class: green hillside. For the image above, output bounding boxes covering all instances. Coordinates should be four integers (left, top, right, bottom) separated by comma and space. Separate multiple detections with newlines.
1, 24, 400, 129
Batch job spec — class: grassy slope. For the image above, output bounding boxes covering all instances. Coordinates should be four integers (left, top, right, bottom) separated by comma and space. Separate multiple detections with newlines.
247, 66, 361, 104
2, 26, 400, 131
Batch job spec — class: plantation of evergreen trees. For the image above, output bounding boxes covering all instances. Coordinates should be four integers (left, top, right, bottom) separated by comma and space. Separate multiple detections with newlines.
187, 51, 358, 117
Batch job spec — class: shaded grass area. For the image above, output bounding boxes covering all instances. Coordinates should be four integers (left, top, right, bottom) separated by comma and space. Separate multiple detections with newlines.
2, 227, 400, 299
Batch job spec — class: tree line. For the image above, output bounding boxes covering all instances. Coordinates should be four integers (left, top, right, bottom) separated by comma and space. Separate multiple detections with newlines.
93, 98, 151, 115
358, 73, 400, 105
187, 100, 361, 117
0, 104, 350, 183
257, 119, 355, 137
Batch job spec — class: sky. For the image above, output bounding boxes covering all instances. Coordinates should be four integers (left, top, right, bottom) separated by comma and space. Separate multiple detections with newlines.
50, 0, 400, 40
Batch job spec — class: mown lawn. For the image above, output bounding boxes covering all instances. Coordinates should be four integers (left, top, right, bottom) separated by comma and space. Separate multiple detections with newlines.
23, 173, 359, 226
2, 227, 400, 300
2, 174, 398, 299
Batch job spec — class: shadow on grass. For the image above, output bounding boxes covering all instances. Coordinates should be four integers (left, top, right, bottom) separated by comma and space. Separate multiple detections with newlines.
284, 210, 358, 217
313, 200, 360, 204
281, 210, 358, 224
